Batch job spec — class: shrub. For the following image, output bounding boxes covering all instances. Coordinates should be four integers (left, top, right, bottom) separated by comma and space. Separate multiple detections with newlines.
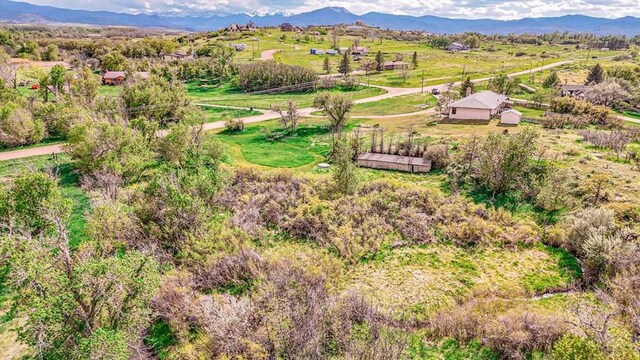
542, 114, 589, 129
549, 97, 613, 125
237, 61, 318, 92
552, 334, 605, 360
559, 207, 616, 253
429, 293, 566, 359
424, 144, 450, 169
580, 130, 629, 155
224, 117, 245, 132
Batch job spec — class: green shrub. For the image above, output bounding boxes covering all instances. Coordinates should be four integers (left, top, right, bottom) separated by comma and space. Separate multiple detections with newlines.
552, 334, 605, 360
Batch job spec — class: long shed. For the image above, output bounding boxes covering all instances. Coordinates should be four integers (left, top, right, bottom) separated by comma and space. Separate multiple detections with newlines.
357, 153, 432, 173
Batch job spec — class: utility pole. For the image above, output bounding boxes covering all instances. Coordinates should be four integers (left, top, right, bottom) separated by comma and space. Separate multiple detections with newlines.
421, 70, 425, 94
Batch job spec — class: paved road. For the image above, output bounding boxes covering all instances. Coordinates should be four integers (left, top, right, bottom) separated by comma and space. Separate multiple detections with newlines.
0, 59, 578, 162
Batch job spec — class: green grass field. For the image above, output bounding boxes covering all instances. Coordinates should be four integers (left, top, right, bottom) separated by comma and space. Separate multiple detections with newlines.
350, 93, 437, 116
187, 82, 386, 109
216, 119, 333, 168
200, 106, 261, 122
514, 106, 546, 119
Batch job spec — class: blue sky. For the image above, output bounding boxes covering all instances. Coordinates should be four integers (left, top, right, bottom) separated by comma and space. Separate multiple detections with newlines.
18, 0, 640, 19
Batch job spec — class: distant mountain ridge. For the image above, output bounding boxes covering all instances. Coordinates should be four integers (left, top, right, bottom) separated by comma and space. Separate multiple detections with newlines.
1, 0, 640, 35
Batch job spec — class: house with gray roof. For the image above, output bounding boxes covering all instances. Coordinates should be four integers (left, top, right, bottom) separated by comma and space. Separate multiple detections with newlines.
447, 91, 510, 120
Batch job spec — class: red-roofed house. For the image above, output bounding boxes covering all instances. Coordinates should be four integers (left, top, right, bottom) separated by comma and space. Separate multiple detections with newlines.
103, 70, 126, 85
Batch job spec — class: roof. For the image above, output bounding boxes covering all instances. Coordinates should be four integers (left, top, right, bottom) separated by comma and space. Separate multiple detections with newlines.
103, 71, 126, 79
560, 85, 590, 91
501, 109, 522, 116
448, 91, 508, 110
357, 153, 431, 166
383, 61, 408, 66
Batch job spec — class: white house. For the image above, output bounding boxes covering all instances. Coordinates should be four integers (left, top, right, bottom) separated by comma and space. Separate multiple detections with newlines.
447, 91, 510, 121
500, 109, 522, 125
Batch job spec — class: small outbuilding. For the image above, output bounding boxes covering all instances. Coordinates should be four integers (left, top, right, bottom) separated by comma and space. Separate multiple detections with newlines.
500, 109, 522, 125
383, 61, 409, 71
357, 153, 432, 173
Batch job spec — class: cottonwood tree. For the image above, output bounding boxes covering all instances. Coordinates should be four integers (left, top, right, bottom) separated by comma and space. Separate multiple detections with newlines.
313, 92, 353, 135
0, 48, 17, 89
0, 174, 160, 359
273, 100, 300, 132
71, 66, 101, 106
411, 51, 418, 69
121, 75, 192, 126
64, 119, 153, 186
488, 73, 518, 95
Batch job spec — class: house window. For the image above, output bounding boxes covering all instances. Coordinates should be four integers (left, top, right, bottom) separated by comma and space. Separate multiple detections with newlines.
451, 108, 457, 115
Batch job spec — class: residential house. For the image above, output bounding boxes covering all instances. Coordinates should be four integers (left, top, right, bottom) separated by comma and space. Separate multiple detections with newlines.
225, 24, 246, 32
351, 46, 369, 56
447, 91, 510, 120
355, 20, 366, 27
447, 42, 469, 52
383, 61, 409, 71
103, 70, 126, 85
280, 23, 294, 32
500, 109, 522, 125
559, 84, 590, 99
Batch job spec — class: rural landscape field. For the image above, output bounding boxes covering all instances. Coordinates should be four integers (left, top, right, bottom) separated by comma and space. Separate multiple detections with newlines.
1, 1, 640, 359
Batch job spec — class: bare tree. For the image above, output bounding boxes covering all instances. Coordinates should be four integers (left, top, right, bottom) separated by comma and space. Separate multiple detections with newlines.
273, 100, 300, 133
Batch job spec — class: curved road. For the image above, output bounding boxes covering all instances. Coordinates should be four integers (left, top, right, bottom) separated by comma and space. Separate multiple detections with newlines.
0, 59, 582, 162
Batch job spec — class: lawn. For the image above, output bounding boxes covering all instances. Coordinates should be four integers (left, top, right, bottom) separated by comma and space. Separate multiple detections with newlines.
215, 119, 333, 168
187, 82, 386, 109
514, 106, 546, 120
349, 93, 437, 116
200, 106, 261, 122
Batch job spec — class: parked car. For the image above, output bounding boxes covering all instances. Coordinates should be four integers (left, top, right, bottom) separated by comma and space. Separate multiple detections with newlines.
431, 88, 441, 95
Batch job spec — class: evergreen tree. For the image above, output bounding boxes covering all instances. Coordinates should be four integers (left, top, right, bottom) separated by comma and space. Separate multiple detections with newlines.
375, 51, 385, 72
542, 71, 560, 88
586, 63, 605, 85
322, 57, 331, 74
339, 52, 351, 76
459, 76, 475, 97
411, 51, 418, 69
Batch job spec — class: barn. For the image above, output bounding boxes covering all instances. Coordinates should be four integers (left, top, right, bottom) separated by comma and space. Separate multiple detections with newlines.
357, 153, 432, 173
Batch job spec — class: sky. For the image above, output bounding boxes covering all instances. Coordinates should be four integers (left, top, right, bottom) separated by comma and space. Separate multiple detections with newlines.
16, 0, 640, 19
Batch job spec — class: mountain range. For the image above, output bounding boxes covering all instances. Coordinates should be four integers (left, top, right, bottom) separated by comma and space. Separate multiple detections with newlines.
1, 0, 640, 35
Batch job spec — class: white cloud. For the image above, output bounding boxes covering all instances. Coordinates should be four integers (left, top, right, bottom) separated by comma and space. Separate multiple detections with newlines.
18, 0, 640, 19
